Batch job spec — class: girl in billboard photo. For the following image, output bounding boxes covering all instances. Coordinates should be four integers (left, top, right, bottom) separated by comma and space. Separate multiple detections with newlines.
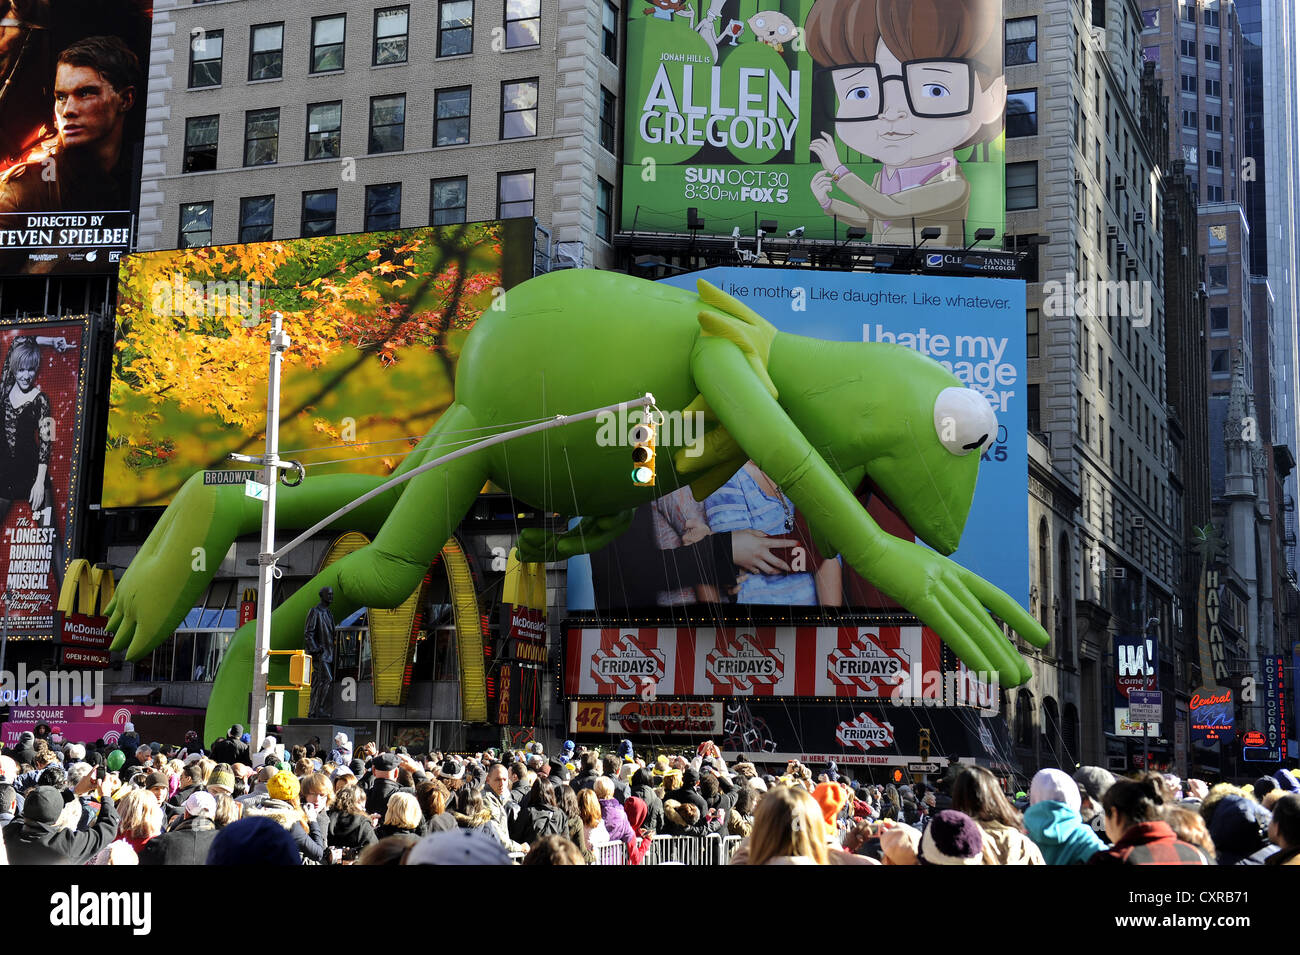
704, 461, 842, 606
0, 334, 71, 585
803, 0, 1006, 246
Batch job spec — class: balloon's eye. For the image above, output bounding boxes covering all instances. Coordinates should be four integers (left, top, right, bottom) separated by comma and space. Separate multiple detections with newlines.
933, 387, 998, 457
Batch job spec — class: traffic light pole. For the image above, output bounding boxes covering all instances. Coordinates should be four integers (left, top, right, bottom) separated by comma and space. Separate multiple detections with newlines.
249, 312, 290, 755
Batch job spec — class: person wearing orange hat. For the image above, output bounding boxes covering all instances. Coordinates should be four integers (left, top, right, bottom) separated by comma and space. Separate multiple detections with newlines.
812, 781, 848, 838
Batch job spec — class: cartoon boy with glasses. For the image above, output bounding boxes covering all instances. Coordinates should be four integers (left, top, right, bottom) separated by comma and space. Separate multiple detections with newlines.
804, 0, 1006, 246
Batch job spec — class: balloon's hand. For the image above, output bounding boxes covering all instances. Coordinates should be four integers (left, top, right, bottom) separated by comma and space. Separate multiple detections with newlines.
811, 171, 834, 205
865, 535, 1046, 687
517, 510, 635, 562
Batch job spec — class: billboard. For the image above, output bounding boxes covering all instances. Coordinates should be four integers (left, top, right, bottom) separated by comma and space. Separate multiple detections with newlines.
104, 219, 533, 507
0, 317, 94, 637
621, 0, 1006, 244
2, 704, 200, 747
567, 266, 1027, 612
1114, 635, 1158, 697
563, 623, 1003, 708
569, 700, 724, 736
0, 1, 152, 274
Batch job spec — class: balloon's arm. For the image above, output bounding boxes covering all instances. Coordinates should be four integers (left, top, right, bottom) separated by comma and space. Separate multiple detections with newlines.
834, 173, 969, 219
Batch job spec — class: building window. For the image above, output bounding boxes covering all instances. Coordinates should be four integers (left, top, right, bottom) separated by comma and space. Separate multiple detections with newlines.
1183, 3, 1195, 22
311, 15, 346, 73
1204, 43, 1219, 62
430, 176, 468, 224
434, 87, 471, 146
599, 87, 616, 152
1208, 263, 1228, 288
1007, 88, 1037, 137
1205, 78, 1221, 98
497, 170, 534, 218
301, 190, 338, 237
1180, 74, 1196, 93
1205, 7, 1220, 26
305, 101, 342, 160
183, 116, 219, 173
243, 108, 279, 166
1027, 383, 1041, 433
188, 28, 223, 87
1205, 113, 1221, 132
1141, 8, 1158, 28
597, 177, 613, 242
248, 23, 284, 80
1207, 224, 1228, 249
1142, 45, 1159, 63
365, 183, 402, 230
368, 94, 406, 153
439, 0, 473, 56
374, 6, 410, 65
1027, 307, 1039, 358
1210, 349, 1230, 377
1005, 17, 1037, 65
1181, 109, 1197, 129
239, 195, 274, 243
1209, 306, 1229, 334
602, 1, 618, 62
1206, 149, 1221, 168
500, 79, 538, 139
1179, 38, 1195, 57
1206, 184, 1224, 202
179, 201, 213, 247
1006, 161, 1037, 210
505, 0, 540, 48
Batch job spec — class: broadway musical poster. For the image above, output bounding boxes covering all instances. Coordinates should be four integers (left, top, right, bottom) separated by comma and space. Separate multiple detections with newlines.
0, 316, 93, 636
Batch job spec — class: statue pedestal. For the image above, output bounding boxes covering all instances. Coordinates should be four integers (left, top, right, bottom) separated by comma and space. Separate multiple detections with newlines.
280, 720, 363, 753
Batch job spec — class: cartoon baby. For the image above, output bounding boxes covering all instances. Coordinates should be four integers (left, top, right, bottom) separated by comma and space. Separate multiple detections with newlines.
804, 0, 1006, 247
645, 0, 693, 22
748, 11, 796, 51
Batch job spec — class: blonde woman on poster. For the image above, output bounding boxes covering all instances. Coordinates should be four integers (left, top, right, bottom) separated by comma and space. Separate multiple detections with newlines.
0, 334, 72, 588
804, 0, 1006, 246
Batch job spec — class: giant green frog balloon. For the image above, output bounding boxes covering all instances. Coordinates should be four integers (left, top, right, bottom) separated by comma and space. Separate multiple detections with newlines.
105, 270, 1047, 741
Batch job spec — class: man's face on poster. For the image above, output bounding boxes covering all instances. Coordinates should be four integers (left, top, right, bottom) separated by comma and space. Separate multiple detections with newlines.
54, 63, 132, 151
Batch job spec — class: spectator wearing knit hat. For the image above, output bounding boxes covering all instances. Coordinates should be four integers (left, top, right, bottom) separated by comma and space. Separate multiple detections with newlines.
1073, 765, 1115, 838
3, 776, 119, 865
1023, 769, 1106, 866
917, 810, 984, 864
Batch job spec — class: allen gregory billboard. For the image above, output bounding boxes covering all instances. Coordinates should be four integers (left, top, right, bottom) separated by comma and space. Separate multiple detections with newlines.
621, 0, 1006, 245
0, 0, 151, 274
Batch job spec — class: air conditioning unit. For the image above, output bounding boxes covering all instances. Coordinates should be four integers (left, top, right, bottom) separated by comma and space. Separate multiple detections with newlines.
1110, 567, 1128, 579
1107, 225, 1119, 237
1132, 516, 1146, 529
1074, 175, 1084, 185
1115, 175, 1128, 189
1198, 281, 1207, 294
1134, 211, 1147, 224
552, 241, 585, 270
1116, 242, 1129, 256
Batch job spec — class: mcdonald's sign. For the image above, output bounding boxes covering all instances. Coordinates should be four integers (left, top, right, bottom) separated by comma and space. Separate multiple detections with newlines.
56, 559, 115, 668
238, 588, 257, 628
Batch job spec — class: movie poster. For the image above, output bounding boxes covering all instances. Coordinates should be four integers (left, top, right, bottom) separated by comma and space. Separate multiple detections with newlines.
0, 0, 152, 274
0, 316, 93, 636
621, 0, 1006, 244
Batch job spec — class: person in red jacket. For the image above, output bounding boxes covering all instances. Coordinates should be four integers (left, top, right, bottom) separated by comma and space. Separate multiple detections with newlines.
1088, 777, 1209, 866
624, 796, 653, 866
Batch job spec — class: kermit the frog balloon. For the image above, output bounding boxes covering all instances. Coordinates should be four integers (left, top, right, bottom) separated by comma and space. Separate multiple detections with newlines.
105, 270, 1047, 740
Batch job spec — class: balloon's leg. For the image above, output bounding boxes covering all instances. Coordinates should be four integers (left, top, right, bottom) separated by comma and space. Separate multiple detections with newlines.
203, 403, 490, 742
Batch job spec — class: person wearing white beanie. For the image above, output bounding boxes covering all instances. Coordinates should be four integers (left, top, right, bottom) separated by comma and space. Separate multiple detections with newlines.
1023, 768, 1105, 865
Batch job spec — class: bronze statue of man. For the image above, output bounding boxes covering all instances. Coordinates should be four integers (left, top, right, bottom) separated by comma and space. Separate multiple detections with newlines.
302, 586, 336, 719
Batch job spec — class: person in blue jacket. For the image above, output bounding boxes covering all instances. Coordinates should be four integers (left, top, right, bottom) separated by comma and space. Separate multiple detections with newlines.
1023, 768, 1106, 865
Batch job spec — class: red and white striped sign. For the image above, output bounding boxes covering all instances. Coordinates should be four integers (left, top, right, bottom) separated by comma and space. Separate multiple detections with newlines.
566, 625, 942, 698
835, 711, 896, 750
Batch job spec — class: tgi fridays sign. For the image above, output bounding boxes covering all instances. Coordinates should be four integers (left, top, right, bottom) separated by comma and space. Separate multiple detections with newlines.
565, 625, 940, 698
835, 711, 896, 751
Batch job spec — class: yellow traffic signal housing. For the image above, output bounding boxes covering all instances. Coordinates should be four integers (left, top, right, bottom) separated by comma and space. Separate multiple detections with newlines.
631, 418, 656, 486
289, 652, 312, 687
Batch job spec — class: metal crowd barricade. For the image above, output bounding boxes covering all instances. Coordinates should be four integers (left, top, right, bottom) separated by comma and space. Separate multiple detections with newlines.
718, 835, 743, 865
592, 840, 629, 865
509, 851, 527, 864
645, 834, 709, 865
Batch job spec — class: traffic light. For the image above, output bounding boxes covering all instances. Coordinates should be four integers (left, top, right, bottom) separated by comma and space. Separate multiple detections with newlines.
631, 417, 656, 486
289, 651, 312, 688
918, 728, 931, 763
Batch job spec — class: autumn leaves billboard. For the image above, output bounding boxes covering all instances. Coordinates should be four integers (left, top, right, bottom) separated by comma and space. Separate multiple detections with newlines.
103, 220, 532, 508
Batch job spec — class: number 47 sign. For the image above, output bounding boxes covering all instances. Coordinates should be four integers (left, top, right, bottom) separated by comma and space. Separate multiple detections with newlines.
572, 701, 607, 734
